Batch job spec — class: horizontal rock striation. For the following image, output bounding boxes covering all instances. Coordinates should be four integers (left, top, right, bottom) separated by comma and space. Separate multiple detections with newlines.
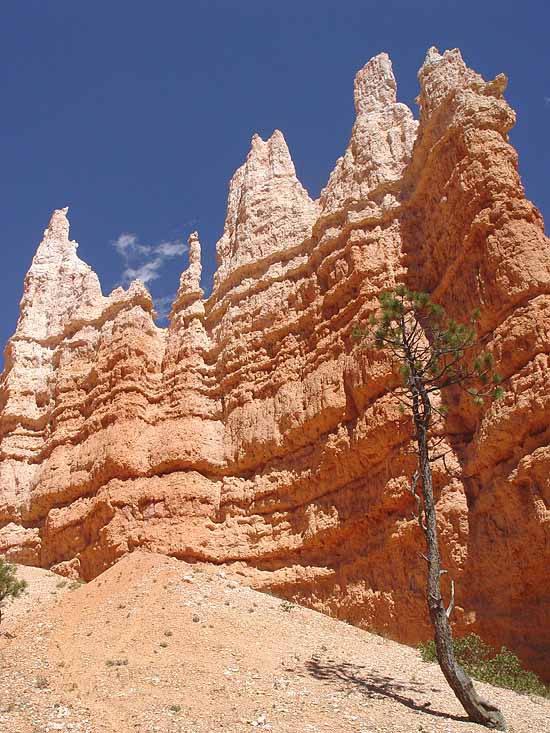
1, 48, 548, 678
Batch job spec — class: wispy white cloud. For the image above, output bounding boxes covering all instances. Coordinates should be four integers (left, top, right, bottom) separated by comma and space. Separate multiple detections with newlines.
111, 232, 187, 286
113, 233, 142, 257
545, 97, 550, 105
122, 259, 164, 285
111, 231, 188, 324
155, 241, 186, 258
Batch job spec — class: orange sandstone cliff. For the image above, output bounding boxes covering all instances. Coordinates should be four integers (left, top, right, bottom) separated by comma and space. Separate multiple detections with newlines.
0, 48, 549, 679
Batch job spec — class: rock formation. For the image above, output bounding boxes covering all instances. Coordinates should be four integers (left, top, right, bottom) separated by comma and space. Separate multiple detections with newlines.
1, 48, 549, 679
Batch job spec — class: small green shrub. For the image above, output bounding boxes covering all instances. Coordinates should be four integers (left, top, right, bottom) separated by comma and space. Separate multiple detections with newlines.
418, 634, 549, 698
68, 579, 86, 591
0, 558, 27, 624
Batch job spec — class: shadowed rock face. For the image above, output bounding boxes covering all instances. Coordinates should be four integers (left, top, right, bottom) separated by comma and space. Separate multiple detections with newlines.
1, 48, 548, 679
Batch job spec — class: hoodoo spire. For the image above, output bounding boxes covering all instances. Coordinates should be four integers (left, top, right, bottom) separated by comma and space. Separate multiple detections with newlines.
15, 207, 104, 342
213, 130, 319, 289
319, 51, 418, 221
171, 230, 203, 315
353, 52, 397, 114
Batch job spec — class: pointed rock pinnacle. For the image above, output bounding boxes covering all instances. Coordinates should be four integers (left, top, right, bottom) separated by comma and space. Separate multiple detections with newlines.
354, 52, 397, 114
188, 231, 202, 271
43, 206, 71, 244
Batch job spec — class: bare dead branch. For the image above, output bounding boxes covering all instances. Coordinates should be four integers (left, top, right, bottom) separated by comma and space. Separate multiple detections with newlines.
409, 469, 427, 533
442, 452, 462, 479
446, 579, 455, 619
429, 448, 454, 463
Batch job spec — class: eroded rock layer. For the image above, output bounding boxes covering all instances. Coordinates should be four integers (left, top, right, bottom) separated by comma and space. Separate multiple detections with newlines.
1, 48, 549, 678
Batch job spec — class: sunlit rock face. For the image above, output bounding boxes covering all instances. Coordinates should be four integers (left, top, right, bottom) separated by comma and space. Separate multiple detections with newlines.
1, 49, 548, 679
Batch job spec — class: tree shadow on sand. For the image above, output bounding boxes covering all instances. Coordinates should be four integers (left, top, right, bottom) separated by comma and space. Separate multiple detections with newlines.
305, 655, 469, 723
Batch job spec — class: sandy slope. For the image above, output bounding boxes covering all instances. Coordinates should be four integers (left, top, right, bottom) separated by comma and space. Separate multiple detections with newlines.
0, 552, 548, 733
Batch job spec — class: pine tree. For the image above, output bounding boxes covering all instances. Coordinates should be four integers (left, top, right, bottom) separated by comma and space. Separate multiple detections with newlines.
354, 286, 506, 730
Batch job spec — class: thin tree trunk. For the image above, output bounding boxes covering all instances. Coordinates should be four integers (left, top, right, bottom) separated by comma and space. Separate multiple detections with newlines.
412, 375, 506, 730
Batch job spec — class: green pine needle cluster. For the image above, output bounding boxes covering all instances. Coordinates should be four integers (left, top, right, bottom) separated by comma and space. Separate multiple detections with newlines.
354, 286, 504, 406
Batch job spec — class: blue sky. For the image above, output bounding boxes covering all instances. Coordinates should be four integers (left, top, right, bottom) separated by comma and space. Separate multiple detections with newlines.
1, 1, 549, 354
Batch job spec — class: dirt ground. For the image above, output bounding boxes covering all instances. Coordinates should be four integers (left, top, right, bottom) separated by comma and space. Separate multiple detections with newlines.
0, 551, 548, 733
